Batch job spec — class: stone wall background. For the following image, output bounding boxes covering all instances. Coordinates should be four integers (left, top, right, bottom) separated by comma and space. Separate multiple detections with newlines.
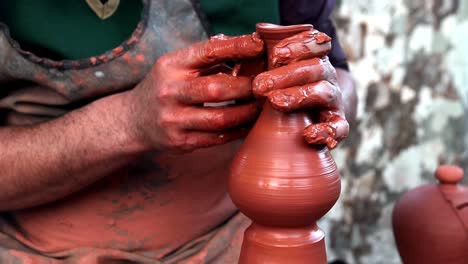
319, 0, 468, 263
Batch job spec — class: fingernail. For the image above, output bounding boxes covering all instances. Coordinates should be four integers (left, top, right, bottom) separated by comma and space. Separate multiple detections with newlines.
269, 92, 297, 110
271, 95, 290, 107
313, 32, 332, 44
276, 47, 291, 58
254, 77, 275, 95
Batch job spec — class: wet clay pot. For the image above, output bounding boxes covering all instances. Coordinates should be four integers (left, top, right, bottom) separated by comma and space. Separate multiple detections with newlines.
229, 23, 341, 264
392, 165, 468, 264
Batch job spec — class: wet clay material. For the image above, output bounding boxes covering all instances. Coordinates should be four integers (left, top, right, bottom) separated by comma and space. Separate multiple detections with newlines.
229, 23, 340, 264
393, 165, 468, 264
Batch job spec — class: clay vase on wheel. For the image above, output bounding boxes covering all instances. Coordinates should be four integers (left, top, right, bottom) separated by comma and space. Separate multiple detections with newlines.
229, 23, 341, 264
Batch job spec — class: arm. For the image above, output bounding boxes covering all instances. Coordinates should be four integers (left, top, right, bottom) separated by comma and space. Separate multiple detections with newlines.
336, 68, 357, 126
0, 34, 264, 211
0, 92, 143, 211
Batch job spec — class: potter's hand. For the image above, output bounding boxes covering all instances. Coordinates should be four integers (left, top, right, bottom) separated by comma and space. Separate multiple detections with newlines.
253, 30, 349, 149
128, 33, 264, 152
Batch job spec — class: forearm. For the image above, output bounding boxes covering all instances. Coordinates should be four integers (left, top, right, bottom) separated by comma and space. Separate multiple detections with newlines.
0, 91, 145, 211
336, 68, 357, 126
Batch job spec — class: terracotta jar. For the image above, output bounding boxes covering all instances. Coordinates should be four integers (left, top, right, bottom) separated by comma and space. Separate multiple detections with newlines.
229, 23, 341, 264
392, 165, 468, 263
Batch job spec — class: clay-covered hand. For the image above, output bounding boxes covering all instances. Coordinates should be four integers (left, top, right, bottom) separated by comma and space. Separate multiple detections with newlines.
128, 33, 264, 152
253, 30, 349, 149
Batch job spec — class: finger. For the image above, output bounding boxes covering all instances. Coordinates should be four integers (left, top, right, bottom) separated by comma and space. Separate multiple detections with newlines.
267, 80, 340, 112
178, 73, 253, 104
181, 102, 261, 131
173, 33, 264, 69
271, 30, 332, 67
253, 57, 336, 97
303, 122, 338, 149
180, 127, 251, 152
303, 111, 349, 149
321, 110, 349, 143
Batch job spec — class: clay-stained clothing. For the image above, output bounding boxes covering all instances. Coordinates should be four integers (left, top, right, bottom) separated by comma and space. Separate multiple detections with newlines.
0, 212, 250, 263
0, 0, 207, 125
0, 0, 347, 263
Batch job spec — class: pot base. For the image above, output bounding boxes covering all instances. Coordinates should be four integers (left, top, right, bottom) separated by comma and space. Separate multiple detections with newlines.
239, 223, 327, 264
